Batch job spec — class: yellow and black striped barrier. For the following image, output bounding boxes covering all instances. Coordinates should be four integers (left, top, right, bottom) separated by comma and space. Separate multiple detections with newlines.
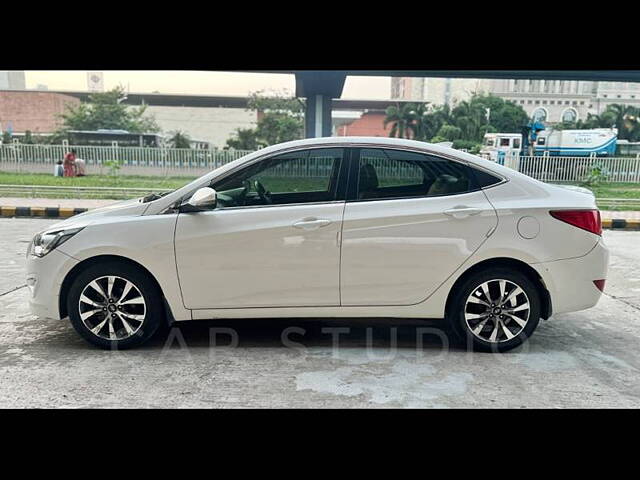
1, 206, 88, 219
600, 218, 640, 230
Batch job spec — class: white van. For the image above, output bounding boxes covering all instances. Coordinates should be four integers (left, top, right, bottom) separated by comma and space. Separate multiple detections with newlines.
480, 133, 522, 163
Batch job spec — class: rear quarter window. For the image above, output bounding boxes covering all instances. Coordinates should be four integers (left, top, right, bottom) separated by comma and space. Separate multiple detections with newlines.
470, 167, 503, 188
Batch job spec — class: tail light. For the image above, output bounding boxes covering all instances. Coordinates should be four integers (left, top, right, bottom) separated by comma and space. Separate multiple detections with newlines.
593, 280, 606, 292
549, 209, 602, 236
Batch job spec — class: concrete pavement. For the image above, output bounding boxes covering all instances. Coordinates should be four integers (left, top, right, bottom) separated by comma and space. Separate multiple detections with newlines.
1, 218, 640, 408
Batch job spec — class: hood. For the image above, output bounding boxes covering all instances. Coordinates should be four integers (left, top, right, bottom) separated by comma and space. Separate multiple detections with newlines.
44, 197, 150, 231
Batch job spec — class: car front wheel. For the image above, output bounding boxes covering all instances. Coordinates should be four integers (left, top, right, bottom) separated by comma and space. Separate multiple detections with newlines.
67, 262, 164, 349
448, 267, 541, 352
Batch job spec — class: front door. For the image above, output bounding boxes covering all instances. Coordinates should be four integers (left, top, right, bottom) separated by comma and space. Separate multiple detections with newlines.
340, 147, 498, 306
174, 148, 348, 310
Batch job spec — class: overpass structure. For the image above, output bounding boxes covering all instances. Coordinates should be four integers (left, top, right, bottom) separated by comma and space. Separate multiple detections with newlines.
291, 70, 640, 139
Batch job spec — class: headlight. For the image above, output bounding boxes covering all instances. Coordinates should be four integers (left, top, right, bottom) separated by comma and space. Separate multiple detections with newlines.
30, 227, 84, 258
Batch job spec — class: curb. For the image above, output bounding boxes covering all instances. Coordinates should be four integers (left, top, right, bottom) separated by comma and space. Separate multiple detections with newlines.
1, 206, 88, 219
601, 218, 640, 230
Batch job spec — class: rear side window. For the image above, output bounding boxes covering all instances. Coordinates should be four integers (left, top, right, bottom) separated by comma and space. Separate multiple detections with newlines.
355, 148, 476, 200
469, 167, 502, 188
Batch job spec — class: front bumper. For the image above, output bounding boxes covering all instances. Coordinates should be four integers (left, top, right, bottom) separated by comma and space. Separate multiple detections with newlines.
535, 238, 610, 316
26, 249, 79, 319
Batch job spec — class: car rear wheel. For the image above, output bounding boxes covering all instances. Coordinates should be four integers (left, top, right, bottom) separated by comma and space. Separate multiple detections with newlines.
447, 267, 541, 352
67, 262, 163, 349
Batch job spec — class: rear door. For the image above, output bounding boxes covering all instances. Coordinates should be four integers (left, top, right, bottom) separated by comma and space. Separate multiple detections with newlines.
340, 147, 498, 306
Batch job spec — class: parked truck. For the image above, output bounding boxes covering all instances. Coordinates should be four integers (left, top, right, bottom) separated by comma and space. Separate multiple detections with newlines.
481, 127, 618, 162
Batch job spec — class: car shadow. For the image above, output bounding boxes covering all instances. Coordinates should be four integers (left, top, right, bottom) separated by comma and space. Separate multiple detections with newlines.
138, 317, 465, 352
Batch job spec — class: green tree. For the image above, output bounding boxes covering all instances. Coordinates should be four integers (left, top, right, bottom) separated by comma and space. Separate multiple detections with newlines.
226, 128, 261, 150
22, 130, 34, 144
59, 86, 160, 136
247, 89, 305, 116
384, 103, 418, 139
436, 124, 463, 141
2, 131, 11, 144
391, 94, 528, 144
225, 90, 305, 149
168, 130, 191, 149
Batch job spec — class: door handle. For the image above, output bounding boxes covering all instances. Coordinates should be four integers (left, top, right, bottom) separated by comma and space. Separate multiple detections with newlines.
443, 206, 482, 219
293, 218, 332, 230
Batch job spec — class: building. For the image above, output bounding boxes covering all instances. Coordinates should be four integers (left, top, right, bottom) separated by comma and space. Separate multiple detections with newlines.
334, 111, 392, 137
391, 77, 640, 124
0, 71, 26, 90
391, 77, 492, 105
0, 90, 80, 135
0, 89, 412, 145
491, 79, 595, 123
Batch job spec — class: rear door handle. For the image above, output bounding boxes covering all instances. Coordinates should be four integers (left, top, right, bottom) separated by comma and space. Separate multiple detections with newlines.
293, 218, 332, 230
443, 206, 482, 219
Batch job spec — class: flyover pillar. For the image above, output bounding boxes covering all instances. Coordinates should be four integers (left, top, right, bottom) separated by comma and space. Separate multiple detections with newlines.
294, 71, 347, 138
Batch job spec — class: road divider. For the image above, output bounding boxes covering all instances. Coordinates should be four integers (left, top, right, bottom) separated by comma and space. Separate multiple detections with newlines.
1, 206, 88, 218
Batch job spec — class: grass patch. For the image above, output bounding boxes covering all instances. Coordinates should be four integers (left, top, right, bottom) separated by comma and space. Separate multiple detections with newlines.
0, 171, 197, 190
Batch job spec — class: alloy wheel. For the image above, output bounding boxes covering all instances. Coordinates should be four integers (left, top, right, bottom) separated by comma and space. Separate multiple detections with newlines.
78, 276, 147, 341
464, 279, 530, 343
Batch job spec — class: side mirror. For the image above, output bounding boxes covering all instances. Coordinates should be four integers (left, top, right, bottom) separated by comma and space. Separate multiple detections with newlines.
182, 187, 217, 212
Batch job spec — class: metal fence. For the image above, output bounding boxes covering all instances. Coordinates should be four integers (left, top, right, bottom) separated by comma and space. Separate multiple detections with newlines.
0, 143, 256, 177
478, 151, 640, 184
2, 143, 640, 185
505, 154, 640, 183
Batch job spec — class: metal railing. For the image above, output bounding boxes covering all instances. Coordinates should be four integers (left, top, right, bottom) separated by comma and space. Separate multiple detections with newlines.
2, 143, 640, 185
0, 143, 256, 177
481, 151, 640, 184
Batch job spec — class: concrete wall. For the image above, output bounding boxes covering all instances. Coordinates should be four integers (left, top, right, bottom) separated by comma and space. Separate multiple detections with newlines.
142, 105, 258, 147
0, 91, 79, 134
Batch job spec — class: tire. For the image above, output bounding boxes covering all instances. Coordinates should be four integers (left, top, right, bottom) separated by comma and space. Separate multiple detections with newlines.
447, 267, 541, 353
67, 261, 164, 349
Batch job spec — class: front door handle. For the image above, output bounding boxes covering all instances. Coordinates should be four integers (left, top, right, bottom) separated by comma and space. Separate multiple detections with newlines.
443, 206, 482, 219
293, 218, 332, 230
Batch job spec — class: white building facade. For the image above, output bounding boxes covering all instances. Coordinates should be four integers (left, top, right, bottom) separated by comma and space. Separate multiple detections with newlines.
391, 77, 640, 124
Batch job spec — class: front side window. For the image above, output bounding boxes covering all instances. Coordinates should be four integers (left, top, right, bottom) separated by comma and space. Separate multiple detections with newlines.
499, 138, 511, 147
355, 148, 475, 200
212, 148, 344, 208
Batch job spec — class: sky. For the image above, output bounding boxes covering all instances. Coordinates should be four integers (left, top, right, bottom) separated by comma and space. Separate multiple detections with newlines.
25, 71, 393, 99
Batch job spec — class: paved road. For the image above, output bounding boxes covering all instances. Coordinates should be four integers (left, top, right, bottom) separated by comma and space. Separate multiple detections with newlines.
1, 218, 639, 408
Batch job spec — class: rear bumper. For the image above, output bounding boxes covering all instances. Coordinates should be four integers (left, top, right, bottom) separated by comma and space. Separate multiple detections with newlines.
535, 239, 609, 315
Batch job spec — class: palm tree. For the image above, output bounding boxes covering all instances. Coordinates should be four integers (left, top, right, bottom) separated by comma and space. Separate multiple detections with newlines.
586, 104, 640, 141
451, 100, 486, 142
384, 103, 417, 139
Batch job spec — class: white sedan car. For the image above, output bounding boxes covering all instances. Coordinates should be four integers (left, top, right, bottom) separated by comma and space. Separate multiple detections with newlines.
26, 137, 609, 352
